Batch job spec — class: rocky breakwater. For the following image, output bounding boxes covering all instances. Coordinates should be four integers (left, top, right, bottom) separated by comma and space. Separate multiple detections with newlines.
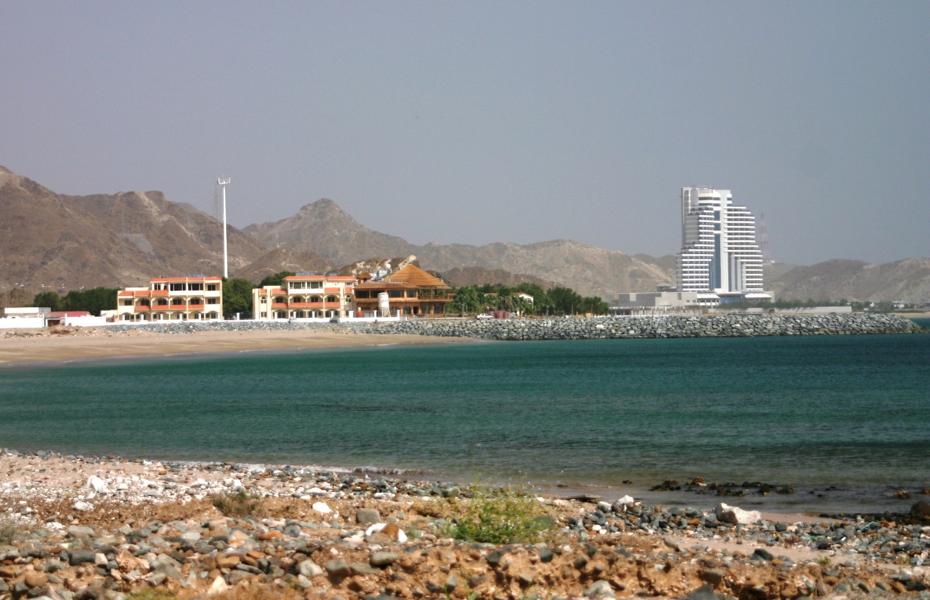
1, 449, 929, 600
345, 313, 924, 341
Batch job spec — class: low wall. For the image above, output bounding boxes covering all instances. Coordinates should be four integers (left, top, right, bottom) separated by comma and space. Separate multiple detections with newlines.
343, 313, 924, 341
0, 317, 46, 329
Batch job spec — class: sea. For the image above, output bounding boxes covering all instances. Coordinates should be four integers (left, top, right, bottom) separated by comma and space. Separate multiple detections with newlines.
1, 318, 928, 514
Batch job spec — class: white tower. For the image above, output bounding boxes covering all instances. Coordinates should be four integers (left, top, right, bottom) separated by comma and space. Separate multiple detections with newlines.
217, 177, 231, 279
678, 187, 765, 296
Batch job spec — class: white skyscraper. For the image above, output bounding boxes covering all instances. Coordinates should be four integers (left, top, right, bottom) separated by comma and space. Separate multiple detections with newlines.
678, 187, 770, 304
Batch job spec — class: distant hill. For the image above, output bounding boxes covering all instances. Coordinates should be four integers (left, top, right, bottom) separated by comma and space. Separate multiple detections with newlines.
770, 258, 930, 303
3, 166, 926, 307
235, 248, 331, 284
245, 199, 676, 300
441, 267, 556, 289
0, 165, 264, 302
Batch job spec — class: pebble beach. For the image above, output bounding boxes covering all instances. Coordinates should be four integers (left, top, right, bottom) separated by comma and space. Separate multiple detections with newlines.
1, 449, 928, 600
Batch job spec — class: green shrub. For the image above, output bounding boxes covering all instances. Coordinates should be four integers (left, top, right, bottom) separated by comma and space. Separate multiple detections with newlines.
125, 590, 179, 600
0, 519, 17, 545
212, 490, 263, 517
444, 486, 553, 544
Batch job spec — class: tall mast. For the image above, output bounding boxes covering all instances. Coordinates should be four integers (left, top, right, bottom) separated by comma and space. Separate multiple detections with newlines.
217, 177, 231, 279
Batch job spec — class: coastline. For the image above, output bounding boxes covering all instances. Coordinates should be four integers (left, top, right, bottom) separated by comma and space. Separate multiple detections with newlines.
0, 327, 477, 368
1, 448, 927, 599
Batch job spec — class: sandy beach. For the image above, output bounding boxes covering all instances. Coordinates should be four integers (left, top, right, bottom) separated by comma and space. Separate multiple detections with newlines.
0, 326, 473, 367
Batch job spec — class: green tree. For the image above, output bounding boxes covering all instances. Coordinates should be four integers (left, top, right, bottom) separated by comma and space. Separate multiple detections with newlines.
258, 271, 294, 287
33, 291, 63, 311
548, 286, 583, 315
222, 278, 254, 318
60, 287, 118, 315
450, 286, 482, 315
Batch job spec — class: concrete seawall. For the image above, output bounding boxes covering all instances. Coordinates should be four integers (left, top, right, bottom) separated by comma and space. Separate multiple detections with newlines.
345, 313, 924, 340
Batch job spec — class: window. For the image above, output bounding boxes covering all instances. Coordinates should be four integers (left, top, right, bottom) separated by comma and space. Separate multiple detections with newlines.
207, 284, 218, 291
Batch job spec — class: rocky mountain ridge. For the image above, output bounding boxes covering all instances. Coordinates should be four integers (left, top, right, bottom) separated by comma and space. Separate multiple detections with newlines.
1, 166, 927, 306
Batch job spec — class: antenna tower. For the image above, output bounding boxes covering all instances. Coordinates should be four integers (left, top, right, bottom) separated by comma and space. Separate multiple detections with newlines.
217, 177, 231, 278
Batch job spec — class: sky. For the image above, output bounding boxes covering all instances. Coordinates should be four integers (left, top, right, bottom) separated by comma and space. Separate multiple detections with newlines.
1, 1, 928, 265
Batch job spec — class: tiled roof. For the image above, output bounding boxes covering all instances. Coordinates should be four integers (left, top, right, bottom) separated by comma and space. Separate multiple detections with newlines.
382, 264, 450, 288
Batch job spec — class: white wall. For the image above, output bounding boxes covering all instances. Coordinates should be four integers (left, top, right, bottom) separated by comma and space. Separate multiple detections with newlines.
0, 317, 46, 329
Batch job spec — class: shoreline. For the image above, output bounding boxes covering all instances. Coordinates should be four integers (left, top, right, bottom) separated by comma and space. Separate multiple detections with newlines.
1, 448, 927, 599
0, 326, 478, 368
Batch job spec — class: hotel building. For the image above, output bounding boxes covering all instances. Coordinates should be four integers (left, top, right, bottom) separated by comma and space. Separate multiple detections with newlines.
678, 187, 770, 304
117, 276, 223, 321
252, 274, 355, 320
354, 264, 452, 317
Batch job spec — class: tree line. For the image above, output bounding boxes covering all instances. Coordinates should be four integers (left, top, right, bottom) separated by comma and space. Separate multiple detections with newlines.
30, 274, 610, 318
449, 283, 609, 316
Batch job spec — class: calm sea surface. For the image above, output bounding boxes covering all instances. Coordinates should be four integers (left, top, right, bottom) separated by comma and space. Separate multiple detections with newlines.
1, 322, 928, 510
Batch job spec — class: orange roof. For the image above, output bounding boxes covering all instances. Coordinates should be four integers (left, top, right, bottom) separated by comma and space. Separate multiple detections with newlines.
150, 276, 222, 283
382, 264, 450, 288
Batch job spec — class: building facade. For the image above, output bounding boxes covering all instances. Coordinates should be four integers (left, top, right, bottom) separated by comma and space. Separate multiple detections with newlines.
678, 187, 770, 304
252, 274, 355, 320
354, 264, 452, 317
117, 276, 223, 321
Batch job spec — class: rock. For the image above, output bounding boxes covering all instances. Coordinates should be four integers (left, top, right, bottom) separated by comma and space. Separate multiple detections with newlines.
312, 501, 332, 514
699, 568, 726, 586
86, 476, 109, 494
911, 501, 930, 522
584, 580, 616, 599
69, 550, 96, 565
752, 548, 774, 561
215, 554, 240, 569
298, 559, 324, 578
296, 574, 312, 589
370, 552, 398, 568
23, 571, 48, 588
72, 501, 94, 512
715, 503, 761, 525
325, 560, 352, 578
355, 508, 381, 524
207, 575, 228, 596
67, 525, 95, 538
94, 553, 108, 566
682, 585, 728, 600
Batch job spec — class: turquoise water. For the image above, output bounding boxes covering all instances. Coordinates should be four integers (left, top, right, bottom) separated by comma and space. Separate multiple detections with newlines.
1, 326, 928, 508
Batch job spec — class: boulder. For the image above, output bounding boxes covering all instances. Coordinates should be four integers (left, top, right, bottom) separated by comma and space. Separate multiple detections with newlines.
715, 503, 760, 525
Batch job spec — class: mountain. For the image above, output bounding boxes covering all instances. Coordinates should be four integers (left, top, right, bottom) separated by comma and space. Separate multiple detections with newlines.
243, 199, 416, 265
441, 267, 556, 289
770, 258, 930, 304
246, 199, 676, 300
236, 248, 331, 284
0, 166, 265, 300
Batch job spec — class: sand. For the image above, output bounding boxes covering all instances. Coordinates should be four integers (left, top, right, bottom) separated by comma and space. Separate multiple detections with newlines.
0, 327, 474, 367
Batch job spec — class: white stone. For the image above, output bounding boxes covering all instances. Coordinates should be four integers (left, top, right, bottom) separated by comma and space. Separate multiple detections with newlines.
207, 575, 228, 596
715, 503, 761, 525
312, 501, 332, 514
617, 495, 636, 506
73, 500, 94, 512
87, 475, 109, 494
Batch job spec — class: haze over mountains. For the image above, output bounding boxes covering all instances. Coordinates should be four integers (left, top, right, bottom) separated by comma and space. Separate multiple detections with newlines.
1, 166, 928, 306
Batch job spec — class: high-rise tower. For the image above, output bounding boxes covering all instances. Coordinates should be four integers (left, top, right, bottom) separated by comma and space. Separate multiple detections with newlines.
678, 187, 767, 301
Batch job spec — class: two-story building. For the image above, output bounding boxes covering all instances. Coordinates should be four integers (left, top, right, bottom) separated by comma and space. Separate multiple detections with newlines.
252, 274, 355, 320
354, 264, 452, 317
117, 276, 223, 321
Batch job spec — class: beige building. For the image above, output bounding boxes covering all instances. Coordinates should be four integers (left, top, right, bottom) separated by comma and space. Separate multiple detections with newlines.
117, 276, 223, 321
252, 274, 355, 320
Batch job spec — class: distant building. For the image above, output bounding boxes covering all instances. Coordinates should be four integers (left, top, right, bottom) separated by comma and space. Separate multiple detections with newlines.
116, 276, 223, 321
354, 264, 453, 317
678, 187, 772, 305
252, 274, 355, 320
613, 291, 701, 314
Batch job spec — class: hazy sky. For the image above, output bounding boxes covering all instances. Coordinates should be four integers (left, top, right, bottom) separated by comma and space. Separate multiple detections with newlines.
2, 2, 928, 265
